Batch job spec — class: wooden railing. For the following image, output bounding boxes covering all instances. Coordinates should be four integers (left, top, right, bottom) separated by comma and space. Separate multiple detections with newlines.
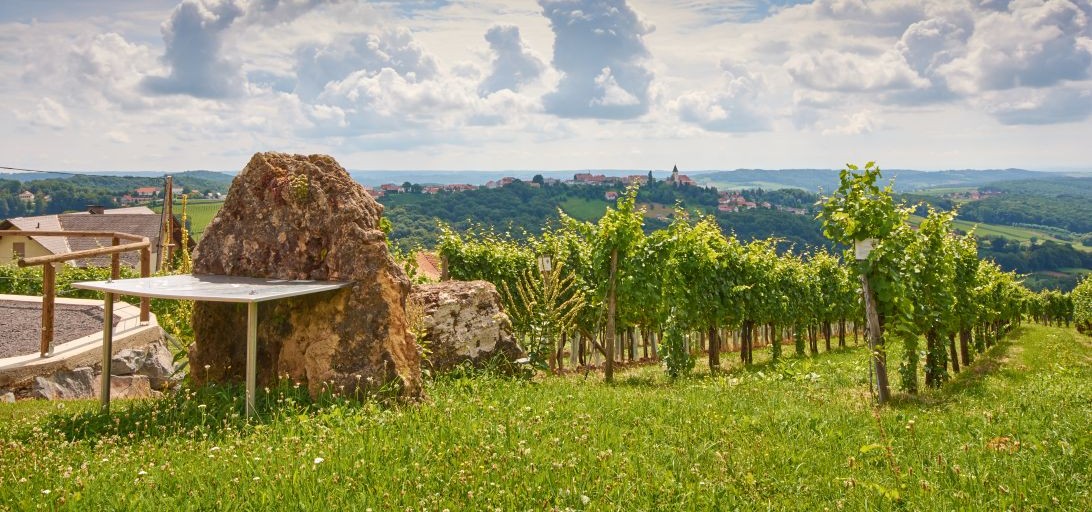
1, 230, 152, 357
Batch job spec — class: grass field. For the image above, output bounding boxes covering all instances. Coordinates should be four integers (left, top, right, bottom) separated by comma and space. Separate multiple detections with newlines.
909, 215, 1092, 252
558, 197, 608, 222
153, 200, 223, 240
1, 324, 1088, 510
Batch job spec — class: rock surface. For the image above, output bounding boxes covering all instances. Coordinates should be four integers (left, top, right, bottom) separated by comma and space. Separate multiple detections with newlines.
1, 391, 14, 403
32, 367, 96, 400
189, 152, 422, 398
108, 375, 154, 399
110, 341, 179, 390
410, 280, 524, 373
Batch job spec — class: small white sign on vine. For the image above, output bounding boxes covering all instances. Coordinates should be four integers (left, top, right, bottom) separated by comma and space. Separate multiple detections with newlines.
854, 238, 875, 260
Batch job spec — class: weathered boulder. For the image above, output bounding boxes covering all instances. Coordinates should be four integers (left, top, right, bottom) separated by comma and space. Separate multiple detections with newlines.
110, 341, 179, 390
189, 152, 422, 398
1, 391, 15, 403
410, 280, 525, 373
32, 367, 96, 400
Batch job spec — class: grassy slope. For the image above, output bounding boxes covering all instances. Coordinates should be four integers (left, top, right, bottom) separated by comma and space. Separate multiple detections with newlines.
153, 200, 223, 240
908, 215, 1092, 252
1, 325, 1089, 510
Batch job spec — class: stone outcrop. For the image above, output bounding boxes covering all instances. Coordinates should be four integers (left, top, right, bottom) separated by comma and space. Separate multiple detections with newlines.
110, 342, 179, 390
24, 340, 178, 400
410, 280, 524, 373
189, 152, 422, 399
32, 368, 96, 400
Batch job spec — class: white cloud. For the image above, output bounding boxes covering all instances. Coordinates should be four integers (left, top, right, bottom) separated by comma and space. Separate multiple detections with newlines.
3, 0, 1092, 171
141, 0, 247, 98
940, 0, 1092, 94
785, 49, 929, 93
821, 109, 879, 136
16, 98, 71, 129
540, 0, 655, 119
480, 25, 545, 94
295, 28, 439, 100
673, 60, 769, 132
984, 85, 1092, 125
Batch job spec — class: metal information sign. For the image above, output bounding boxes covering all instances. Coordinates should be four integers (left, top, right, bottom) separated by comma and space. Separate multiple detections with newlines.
73, 274, 351, 416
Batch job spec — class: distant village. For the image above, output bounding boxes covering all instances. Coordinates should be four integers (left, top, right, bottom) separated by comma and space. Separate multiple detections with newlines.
363, 165, 809, 216
13, 185, 223, 209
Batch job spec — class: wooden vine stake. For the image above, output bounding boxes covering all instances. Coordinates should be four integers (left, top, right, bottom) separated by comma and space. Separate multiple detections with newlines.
604, 248, 617, 383
856, 239, 890, 404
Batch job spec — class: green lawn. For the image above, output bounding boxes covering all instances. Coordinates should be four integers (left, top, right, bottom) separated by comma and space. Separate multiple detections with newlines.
1, 324, 1088, 510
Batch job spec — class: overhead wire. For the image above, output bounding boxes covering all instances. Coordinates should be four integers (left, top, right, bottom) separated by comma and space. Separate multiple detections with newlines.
1, 165, 168, 182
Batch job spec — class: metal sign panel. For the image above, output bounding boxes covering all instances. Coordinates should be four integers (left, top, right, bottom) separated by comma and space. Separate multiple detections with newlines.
72, 274, 351, 303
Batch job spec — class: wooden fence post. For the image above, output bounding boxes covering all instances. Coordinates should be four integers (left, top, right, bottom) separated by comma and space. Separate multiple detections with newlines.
140, 246, 151, 323
111, 237, 121, 280
40, 262, 56, 357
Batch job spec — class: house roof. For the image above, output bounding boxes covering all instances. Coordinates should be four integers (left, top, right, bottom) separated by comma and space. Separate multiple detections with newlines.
59, 213, 163, 268
1, 214, 69, 255
1, 206, 163, 268
415, 252, 443, 281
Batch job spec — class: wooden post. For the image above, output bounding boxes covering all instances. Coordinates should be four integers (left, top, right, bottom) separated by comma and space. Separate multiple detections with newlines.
604, 248, 617, 383
139, 246, 150, 323
100, 292, 114, 413
440, 255, 449, 281
860, 274, 891, 405
110, 237, 121, 280
40, 263, 56, 358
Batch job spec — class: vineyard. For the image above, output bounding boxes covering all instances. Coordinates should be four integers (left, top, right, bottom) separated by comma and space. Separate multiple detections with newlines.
1, 164, 1090, 509
438, 164, 1047, 400
152, 199, 224, 240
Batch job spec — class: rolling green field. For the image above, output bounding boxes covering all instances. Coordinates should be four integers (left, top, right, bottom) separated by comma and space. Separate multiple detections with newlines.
558, 197, 608, 222
154, 200, 223, 240
909, 215, 1092, 252
1, 324, 1088, 510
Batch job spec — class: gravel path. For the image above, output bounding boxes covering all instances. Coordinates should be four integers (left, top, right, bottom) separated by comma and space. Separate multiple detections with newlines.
0, 300, 120, 359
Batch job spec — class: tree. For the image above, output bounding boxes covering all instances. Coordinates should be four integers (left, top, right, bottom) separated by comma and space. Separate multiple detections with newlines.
532, 174, 544, 185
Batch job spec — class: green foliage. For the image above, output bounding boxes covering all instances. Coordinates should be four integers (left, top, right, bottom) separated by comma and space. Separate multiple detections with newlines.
819, 162, 907, 245
1073, 276, 1092, 334
497, 261, 585, 367
659, 317, 693, 378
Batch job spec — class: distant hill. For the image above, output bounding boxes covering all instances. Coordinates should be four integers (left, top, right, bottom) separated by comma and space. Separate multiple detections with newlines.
693, 168, 1062, 192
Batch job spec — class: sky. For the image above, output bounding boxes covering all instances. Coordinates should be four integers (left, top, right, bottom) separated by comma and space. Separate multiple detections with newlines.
1, 0, 1090, 173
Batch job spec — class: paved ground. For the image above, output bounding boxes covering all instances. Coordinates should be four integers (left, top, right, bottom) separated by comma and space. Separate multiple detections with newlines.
0, 300, 118, 358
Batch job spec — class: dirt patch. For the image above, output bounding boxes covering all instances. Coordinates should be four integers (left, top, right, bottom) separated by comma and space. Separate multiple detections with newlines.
0, 300, 119, 359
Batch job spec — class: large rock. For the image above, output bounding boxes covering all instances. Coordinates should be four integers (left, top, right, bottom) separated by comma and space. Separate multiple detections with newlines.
110, 341, 179, 390
189, 153, 422, 399
31, 368, 96, 400
410, 280, 525, 373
